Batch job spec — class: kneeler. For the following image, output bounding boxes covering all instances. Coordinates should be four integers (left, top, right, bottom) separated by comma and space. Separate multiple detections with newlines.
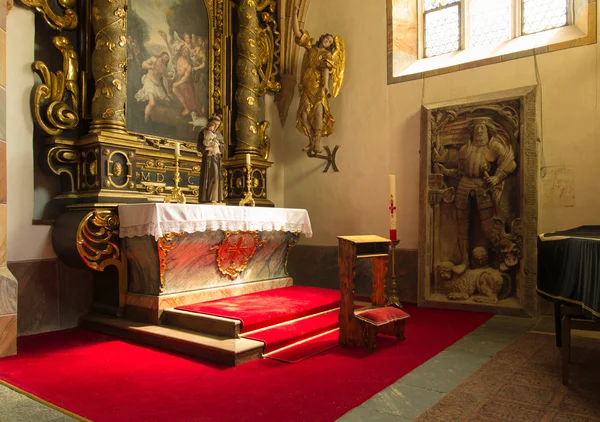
337, 236, 410, 351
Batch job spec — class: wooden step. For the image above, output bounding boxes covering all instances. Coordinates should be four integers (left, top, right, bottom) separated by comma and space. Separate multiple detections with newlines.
80, 314, 264, 366
161, 309, 241, 338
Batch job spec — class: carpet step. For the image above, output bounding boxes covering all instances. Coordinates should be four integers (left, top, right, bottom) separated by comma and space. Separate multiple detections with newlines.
176, 286, 341, 333
266, 330, 340, 363
161, 309, 241, 338
242, 308, 340, 354
80, 314, 263, 366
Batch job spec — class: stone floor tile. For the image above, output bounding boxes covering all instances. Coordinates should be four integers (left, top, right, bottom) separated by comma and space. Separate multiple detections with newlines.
360, 383, 445, 419
396, 349, 490, 393
0, 384, 77, 422
336, 406, 413, 422
480, 315, 540, 332
445, 327, 523, 357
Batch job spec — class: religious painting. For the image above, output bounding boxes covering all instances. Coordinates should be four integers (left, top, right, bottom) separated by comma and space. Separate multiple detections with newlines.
418, 88, 538, 317
126, 0, 210, 143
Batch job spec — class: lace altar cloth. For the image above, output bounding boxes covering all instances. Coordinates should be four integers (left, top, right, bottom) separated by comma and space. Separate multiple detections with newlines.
118, 203, 313, 241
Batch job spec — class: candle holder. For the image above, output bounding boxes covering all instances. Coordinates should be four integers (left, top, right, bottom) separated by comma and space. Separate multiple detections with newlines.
386, 239, 402, 308
164, 143, 186, 204
238, 162, 256, 207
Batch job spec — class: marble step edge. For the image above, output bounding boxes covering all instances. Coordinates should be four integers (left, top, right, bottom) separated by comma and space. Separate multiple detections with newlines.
79, 314, 264, 366
161, 309, 242, 338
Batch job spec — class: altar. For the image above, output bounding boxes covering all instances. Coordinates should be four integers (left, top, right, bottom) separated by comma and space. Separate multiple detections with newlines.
119, 204, 312, 323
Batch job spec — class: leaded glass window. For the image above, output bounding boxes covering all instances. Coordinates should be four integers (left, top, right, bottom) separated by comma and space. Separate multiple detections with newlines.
422, 0, 570, 58
522, 0, 568, 35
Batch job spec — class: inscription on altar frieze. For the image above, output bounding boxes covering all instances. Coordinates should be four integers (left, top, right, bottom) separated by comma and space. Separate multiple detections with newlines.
137, 171, 199, 186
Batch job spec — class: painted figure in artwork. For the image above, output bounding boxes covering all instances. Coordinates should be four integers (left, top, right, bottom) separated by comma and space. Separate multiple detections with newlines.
292, 4, 345, 154
135, 52, 172, 123
434, 117, 517, 274
126, 1, 210, 142
197, 116, 224, 204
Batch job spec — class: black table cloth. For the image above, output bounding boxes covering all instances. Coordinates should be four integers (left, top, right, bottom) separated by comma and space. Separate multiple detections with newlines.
537, 226, 600, 321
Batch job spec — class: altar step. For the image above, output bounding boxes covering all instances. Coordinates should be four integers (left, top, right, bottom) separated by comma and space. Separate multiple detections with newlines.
79, 314, 264, 366
162, 309, 242, 338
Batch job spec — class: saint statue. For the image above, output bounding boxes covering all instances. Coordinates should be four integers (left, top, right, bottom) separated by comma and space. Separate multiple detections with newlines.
197, 116, 224, 204
434, 117, 516, 273
292, 5, 345, 154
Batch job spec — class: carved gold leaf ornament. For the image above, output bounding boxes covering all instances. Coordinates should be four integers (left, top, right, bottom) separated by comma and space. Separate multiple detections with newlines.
21, 0, 79, 31
47, 145, 80, 192
32, 35, 80, 135
76, 210, 121, 271
157, 232, 186, 291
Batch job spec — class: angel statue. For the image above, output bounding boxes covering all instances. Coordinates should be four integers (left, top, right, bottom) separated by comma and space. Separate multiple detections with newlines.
292, 5, 345, 154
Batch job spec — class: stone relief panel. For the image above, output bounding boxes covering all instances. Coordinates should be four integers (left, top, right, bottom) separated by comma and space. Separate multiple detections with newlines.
419, 88, 538, 316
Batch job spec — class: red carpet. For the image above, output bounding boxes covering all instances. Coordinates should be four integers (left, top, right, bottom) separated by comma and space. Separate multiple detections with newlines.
0, 305, 492, 422
176, 286, 340, 332
243, 308, 340, 354
267, 330, 340, 363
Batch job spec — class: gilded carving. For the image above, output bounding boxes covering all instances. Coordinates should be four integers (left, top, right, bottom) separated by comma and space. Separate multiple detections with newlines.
76, 209, 121, 271
46, 145, 80, 192
234, 0, 280, 162
284, 233, 300, 275
292, 5, 345, 156
106, 151, 133, 189
32, 36, 80, 135
210, 231, 266, 279
90, 0, 127, 133
21, 0, 78, 31
157, 232, 186, 291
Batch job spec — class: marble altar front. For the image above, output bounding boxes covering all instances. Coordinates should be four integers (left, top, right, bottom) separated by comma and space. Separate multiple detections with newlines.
118, 204, 312, 322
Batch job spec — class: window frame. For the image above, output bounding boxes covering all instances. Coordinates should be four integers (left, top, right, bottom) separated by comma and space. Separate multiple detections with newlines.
419, 0, 574, 59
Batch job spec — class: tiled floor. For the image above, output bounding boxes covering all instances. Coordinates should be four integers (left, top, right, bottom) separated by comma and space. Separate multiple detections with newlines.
0, 315, 560, 422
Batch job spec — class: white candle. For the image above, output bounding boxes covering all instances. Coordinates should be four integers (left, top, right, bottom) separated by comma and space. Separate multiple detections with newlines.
174, 142, 180, 156
246, 153, 251, 166
389, 175, 397, 241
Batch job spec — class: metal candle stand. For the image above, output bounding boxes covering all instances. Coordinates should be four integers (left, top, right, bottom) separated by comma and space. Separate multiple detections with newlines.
164, 143, 186, 204
386, 239, 402, 308
238, 162, 256, 207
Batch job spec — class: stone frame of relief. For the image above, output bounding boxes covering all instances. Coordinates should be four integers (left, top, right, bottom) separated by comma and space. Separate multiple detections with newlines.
418, 87, 538, 317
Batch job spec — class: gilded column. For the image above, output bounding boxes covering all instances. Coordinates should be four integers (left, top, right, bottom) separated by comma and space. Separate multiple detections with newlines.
90, 0, 127, 134
235, 0, 262, 157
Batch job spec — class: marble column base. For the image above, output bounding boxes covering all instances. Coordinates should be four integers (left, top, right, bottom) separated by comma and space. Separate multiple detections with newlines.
125, 277, 293, 324
0, 314, 16, 357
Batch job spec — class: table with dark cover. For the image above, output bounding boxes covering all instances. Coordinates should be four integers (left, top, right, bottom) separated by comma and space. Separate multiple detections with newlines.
537, 226, 600, 322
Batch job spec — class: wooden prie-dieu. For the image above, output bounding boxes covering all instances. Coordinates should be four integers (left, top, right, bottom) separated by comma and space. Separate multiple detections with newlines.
337, 235, 410, 351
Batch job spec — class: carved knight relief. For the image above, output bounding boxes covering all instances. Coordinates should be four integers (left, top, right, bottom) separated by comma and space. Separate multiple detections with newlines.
421, 97, 533, 309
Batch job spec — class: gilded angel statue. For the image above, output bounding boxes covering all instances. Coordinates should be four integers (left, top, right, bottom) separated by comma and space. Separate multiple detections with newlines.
292, 5, 345, 154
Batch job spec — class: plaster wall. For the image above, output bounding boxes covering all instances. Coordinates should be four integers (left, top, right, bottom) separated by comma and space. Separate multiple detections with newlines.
283, 0, 600, 247
6, 6, 55, 261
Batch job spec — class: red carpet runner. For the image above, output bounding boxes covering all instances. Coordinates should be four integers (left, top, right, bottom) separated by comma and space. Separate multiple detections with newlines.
0, 305, 492, 422
176, 286, 341, 332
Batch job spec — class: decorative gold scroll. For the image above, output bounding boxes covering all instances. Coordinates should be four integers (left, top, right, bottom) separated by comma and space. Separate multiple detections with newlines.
256, 0, 282, 95
76, 209, 121, 271
30, 36, 80, 135
157, 232, 186, 291
20, 0, 79, 31
46, 144, 80, 192
284, 232, 300, 275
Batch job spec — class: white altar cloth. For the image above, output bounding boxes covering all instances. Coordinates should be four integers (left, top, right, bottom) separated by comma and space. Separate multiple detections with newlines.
118, 204, 313, 240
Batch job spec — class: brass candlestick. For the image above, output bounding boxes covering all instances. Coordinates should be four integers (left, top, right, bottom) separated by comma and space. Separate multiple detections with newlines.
238, 162, 256, 207
386, 239, 402, 308
164, 143, 186, 204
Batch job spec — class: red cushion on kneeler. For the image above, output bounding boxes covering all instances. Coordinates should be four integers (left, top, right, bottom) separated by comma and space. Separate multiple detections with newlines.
355, 307, 410, 326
